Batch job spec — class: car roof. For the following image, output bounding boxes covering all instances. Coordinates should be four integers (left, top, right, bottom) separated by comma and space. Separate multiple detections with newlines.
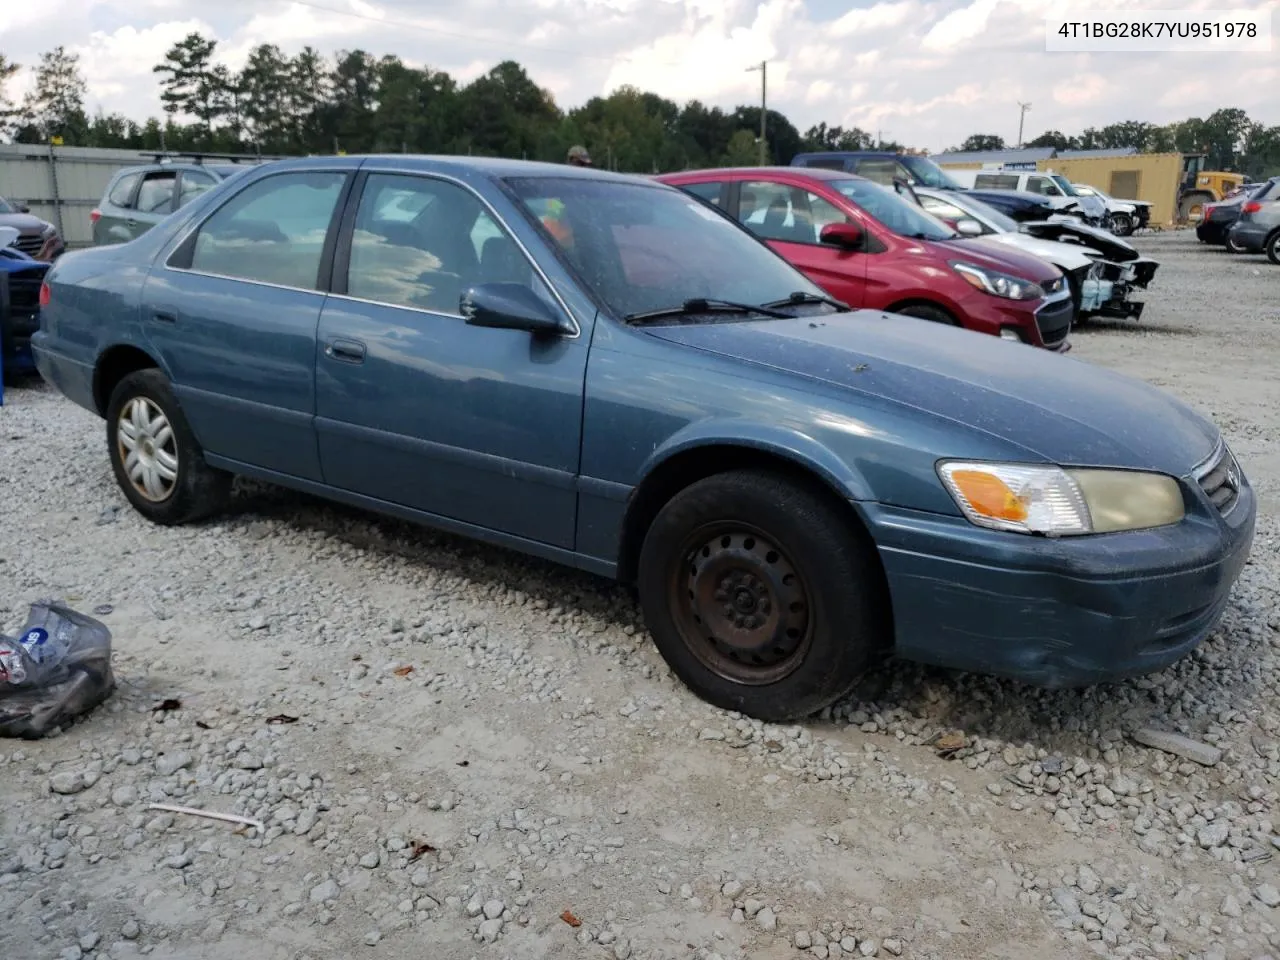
663, 166, 865, 183
793, 151, 908, 159
308, 154, 654, 185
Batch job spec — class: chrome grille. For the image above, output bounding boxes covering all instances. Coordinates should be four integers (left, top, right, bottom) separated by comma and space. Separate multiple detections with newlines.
11, 234, 44, 257
1195, 441, 1242, 517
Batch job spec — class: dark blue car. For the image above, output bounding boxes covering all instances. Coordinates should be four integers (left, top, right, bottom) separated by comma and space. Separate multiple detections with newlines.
32, 155, 1255, 720
1, 228, 48, 384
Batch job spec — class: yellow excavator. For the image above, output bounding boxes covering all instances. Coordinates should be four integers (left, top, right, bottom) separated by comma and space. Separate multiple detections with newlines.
1178, 154, 1247, 222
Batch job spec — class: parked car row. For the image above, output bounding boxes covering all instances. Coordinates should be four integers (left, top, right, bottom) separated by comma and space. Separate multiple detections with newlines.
1197, 175, 1280, 264
28, 154, 1255, 721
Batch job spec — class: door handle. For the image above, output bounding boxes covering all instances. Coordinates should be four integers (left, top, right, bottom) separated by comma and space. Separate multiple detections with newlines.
126, 218, 137, 227
325, 338, 366, 363
152, 312, 177, 324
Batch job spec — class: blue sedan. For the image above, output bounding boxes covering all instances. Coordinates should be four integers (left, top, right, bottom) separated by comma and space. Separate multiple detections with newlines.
32, 155, 1255, 721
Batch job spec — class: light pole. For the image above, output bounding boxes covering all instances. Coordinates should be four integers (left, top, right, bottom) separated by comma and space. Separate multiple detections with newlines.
746, 61, 767, 165
1017, 101, 1031, 148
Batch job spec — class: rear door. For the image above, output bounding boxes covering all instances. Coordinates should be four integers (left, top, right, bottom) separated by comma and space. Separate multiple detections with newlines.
731, 178, 869, 306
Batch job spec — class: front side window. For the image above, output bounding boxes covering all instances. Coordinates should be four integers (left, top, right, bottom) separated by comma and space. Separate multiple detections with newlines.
347, 173, 547, 314
829, 178, 957, 241
0, 196, 15, 214
189, 171, 345, 288
1028, 176, 1061, 197
107, 173, 141, 209
177, 170, 217, 209
902, 156, 964, 189
504, 176, 824, 320
734, 181, 851, 245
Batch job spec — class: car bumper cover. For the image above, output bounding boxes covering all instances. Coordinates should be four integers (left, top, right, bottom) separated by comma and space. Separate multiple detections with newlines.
1228, 223, 1269, 252
856, 479, 1255, 688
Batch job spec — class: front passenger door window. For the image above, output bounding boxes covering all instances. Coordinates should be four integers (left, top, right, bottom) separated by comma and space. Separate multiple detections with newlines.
345, 173, 548, 315
135, 172, 177, 216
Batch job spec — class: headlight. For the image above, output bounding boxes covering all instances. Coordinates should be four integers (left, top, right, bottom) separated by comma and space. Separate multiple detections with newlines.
949, 261, 1044, 300
41, 222, 57, 237
937, 461, 1185, 536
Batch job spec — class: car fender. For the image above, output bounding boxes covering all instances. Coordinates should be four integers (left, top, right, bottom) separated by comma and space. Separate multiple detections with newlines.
635, 416, 875, 503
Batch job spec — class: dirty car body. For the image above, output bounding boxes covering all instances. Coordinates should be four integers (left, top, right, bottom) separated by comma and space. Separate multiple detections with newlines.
32, 155, 1256, 718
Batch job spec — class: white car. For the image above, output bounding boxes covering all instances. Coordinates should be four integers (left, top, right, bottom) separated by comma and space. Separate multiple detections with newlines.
1069, 184, 1149, 236
913, 186, 1148, 321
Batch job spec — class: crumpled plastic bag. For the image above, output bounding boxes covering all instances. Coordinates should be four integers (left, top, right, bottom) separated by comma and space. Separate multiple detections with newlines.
0, 600, 115, 739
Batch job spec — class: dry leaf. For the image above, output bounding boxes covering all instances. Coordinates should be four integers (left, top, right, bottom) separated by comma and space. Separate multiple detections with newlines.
195, 720, 212, 730
560, 910, 582, 928
393, 665, 415, 677
266, 714, 300, 725
153, 698, 182, 713
408, 841, 437, 861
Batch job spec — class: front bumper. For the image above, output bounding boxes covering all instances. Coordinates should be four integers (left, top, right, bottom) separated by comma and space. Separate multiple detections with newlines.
1227, 222, 1269, 253
858, 459, 1255, 688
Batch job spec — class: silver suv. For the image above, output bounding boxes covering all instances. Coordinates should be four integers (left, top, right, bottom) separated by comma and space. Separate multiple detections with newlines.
91, 153, 266, 246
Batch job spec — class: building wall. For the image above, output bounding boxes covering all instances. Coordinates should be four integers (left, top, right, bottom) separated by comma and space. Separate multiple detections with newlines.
933, 151, 1187, 226
0, 144, 151, 248
1036, 153, 1184, 227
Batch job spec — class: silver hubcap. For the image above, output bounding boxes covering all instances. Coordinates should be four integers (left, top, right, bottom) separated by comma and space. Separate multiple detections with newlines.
117, 397, 178, 502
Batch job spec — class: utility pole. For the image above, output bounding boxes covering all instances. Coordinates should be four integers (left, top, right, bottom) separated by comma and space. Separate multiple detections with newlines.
1017, 101, 1031, 148
746, 61, 767, 165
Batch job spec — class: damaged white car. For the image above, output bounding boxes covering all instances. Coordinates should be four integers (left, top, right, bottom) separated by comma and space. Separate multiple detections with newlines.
913, 186, 1159, 322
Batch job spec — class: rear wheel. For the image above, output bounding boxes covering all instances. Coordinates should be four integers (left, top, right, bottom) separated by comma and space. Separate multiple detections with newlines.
637, 469, 888, 721
1267, 231, 1280, 266
105, 369, 231, 525
1225, 231, 1246, 254
893, 303, 957, 325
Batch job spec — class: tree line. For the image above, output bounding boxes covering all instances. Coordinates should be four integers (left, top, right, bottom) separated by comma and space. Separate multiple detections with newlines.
1, 38, 1277, 179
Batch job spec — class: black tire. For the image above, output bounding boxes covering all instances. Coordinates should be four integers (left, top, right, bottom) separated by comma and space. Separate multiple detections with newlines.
1225, 232, 1246, 254
1266, 231, 1280, 266
1109, 213, 1133, 237
637, 469, 888, 721
105, 369, 231, 525
893, 303, 956, 325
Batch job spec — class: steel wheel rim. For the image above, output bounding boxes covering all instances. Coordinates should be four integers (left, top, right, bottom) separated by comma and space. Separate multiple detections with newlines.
668, 522, 813, 686
117, 397, 179, 502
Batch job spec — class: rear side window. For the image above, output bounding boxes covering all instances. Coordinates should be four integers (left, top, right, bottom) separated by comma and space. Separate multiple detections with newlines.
975, 173, 1020, 190
799, 156, 850, 171
678, 181, 726, 208
107, 173, 141, 208
187, 172, 346, 289
136, 172, 177, 214
853, 159, 903, 186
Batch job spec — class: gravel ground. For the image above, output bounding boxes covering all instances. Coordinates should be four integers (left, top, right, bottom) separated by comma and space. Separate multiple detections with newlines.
1, 230, 1278, 960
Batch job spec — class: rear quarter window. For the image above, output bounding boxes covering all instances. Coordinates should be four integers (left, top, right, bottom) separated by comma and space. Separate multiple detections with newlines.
107, 173, 141, 208
975, 173, 1020, 190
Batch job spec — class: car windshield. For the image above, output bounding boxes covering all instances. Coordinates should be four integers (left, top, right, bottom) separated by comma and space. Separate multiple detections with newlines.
1050, 175, 1080, 197
944, 193, 1020, 233
830, 178, 957, 241
504, 176, 828, 319
902, 156, 964, 190
0, 197, 13, 214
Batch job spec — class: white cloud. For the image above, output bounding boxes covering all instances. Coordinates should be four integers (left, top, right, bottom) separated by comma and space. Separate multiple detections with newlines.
0, 0, 1275, 152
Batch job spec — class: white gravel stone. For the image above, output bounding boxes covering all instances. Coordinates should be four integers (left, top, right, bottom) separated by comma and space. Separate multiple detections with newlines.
756, 907, 777, 931
310, 879, 340, 903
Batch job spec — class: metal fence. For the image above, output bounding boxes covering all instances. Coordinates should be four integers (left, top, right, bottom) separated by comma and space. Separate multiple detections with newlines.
0, 144, 155, 248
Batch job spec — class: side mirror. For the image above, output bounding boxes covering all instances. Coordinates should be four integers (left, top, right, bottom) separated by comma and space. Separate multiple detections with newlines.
18, 204, 30, 214
956, 219, 983, 237
460, 282, 571, 336
819, 222, 864, 249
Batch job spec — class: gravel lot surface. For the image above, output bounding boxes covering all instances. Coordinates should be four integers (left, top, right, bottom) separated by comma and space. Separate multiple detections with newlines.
2, 231, 1278, 960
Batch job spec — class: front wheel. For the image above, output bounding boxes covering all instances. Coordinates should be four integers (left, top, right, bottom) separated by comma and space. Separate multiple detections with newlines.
637, 469, 888, 721
893, 303, 957, 326
1110, 213, 1133, 237
106, 369, 231, 525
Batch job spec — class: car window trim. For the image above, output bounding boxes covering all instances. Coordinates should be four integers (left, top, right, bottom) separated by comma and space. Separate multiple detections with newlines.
162, 166, 358, 293
328, 166, 580, 339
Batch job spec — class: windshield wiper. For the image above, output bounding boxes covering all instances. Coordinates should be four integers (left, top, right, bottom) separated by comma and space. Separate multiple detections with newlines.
624, 298, 792, 324
762, 291, 850, 312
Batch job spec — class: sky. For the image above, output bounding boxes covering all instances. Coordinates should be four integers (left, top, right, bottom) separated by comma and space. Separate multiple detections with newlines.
1, 0, 1277, 152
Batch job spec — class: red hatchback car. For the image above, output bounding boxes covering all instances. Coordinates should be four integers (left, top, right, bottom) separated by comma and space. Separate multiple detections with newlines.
657, 167, 1073, 351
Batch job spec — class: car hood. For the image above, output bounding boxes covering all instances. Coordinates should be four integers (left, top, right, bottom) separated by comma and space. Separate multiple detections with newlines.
978, 232, 1098, 270
643, 312, 1218, 476
0, 212, 50, 233
930, 236, 1062, 283
1021, 220, 1138, 261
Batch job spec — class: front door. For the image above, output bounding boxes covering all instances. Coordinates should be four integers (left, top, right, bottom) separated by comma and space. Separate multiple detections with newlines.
313, 170, 588, 549
142, 167, 354, 481
732, 179, 868, 307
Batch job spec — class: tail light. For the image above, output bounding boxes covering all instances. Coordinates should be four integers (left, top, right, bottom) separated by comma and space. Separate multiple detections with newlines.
39, 281, 51, 308
1203, 204, 1216, 216
89, 209, 101, 223
1242, 201, 1262, 214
